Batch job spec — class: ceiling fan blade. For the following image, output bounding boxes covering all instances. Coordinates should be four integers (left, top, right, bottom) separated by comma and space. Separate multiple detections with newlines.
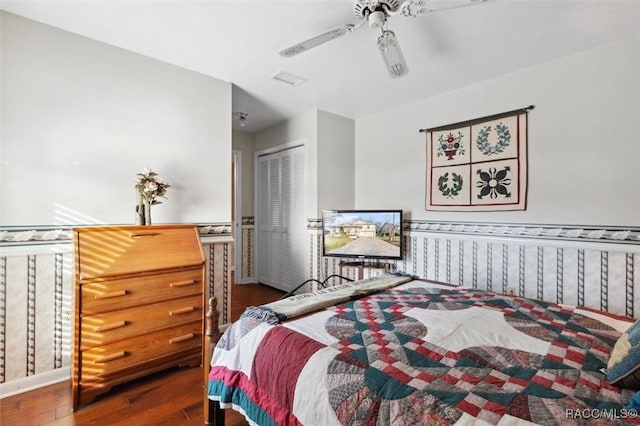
377, 30, 409, 78
279, 24, 356, 58
395, 0, 491, 17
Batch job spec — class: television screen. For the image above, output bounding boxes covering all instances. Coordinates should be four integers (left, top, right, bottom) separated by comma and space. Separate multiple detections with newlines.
322, 210, 403, 261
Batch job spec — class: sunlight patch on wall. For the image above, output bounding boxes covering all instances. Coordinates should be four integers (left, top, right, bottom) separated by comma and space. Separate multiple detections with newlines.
54, 204, 105, 226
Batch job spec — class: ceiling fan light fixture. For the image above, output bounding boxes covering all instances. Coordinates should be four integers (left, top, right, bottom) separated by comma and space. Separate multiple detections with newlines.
377, 30, 408, 78
234, 112, 249, 127
280, 0, 485, 79
368, 11, 387, 29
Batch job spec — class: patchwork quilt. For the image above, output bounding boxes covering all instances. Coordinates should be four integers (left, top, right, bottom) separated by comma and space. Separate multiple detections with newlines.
208, 280, 639, 425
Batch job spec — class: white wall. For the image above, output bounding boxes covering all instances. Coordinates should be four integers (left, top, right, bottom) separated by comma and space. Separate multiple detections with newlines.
254, 109, 319, 218
318, 110, 355, 212
0, 12, 232, 226
355, 34, 640, 226
253, 109, 356, 218
232, 130, 255, 217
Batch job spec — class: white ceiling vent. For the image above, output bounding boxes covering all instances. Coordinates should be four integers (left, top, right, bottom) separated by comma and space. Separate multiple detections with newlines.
271, 71, 307, 86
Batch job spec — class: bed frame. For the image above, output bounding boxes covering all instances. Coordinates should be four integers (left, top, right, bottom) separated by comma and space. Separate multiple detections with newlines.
204, 296, 224, 425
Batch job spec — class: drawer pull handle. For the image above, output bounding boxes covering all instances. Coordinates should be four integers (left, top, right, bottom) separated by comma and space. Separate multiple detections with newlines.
169, 333, 195, 344
95, 290, 127, 300
130, 232, 161, 238
94, 321, 127, 332
170, 307, 195, 316
170, 279, 197, 288
94, 351, 127, 364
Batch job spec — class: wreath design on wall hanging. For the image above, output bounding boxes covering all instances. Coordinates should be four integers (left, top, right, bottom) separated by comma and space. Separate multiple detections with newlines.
476, 123, 511, 156
438, 172, 463, 199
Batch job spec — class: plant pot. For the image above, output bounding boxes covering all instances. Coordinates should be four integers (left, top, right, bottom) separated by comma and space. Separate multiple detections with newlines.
144, 202, 152, 225
444, 149, 457, 160
136, 203, 145, 225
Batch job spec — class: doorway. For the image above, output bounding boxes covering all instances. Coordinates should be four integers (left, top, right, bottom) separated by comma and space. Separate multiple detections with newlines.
232, 150, 243, 284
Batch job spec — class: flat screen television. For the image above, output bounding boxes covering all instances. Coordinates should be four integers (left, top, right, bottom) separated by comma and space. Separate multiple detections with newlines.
322, 210, 403, 262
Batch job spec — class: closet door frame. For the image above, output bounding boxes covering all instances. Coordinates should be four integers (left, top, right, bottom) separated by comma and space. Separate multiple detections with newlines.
254, 140, 307, 291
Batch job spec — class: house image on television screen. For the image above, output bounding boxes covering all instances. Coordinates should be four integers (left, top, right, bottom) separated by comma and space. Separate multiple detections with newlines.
322, 211, 401, 259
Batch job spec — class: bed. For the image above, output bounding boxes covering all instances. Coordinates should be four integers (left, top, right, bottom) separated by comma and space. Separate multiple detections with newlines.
204, 275, 640, 425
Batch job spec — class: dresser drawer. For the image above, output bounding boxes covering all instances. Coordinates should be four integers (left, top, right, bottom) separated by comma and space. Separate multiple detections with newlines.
76, 225, 204, 280
80, 294, 203, 350
80, 320, 202, 381
81, 269, 202, 315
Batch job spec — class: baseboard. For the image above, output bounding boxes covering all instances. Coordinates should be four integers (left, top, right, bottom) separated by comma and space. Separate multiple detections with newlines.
0, 368, 70, 398
234, 277, 255, 284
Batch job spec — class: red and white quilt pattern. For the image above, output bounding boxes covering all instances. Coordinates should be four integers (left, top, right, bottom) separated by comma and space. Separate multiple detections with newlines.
209, 281, 637, 425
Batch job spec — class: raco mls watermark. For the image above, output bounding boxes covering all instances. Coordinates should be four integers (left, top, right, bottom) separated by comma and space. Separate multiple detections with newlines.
566, 408, 639, 420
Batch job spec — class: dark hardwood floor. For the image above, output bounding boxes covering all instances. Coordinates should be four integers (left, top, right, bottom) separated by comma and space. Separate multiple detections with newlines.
1, 283, 285, 426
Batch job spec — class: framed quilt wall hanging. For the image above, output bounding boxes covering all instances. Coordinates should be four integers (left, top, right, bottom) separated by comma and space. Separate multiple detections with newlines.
423, 106, 533, 211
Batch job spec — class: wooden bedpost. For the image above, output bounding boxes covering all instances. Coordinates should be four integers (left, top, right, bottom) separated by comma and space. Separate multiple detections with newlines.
204, 297, 224, 425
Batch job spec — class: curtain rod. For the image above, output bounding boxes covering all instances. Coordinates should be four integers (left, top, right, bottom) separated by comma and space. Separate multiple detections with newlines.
419, 105, 535, 134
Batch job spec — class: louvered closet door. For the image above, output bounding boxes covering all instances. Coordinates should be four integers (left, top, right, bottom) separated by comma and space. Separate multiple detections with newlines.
280, 147, 306, 291
257, 155, 277, 285
257, 145, 306, 293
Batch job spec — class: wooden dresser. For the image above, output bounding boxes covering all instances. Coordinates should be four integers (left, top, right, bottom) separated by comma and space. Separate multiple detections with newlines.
72, 224, 205, 409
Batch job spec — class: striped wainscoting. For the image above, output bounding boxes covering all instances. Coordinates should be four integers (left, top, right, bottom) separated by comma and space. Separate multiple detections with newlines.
0, 224, 233, 395
0, 243, 73, 392
201, 225, 234, 326
308, 220, 640, 318
238, 216, 255, 283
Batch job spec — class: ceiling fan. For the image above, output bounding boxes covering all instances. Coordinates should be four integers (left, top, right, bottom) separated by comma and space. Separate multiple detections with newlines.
279, 0, 490, 79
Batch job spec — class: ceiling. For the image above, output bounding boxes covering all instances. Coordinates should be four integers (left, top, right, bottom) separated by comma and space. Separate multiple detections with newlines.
1, 0, 639, 133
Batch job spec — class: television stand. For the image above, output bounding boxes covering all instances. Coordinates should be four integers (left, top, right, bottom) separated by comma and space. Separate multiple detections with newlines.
339, 261, 388, 280
342, 261, 365, 266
